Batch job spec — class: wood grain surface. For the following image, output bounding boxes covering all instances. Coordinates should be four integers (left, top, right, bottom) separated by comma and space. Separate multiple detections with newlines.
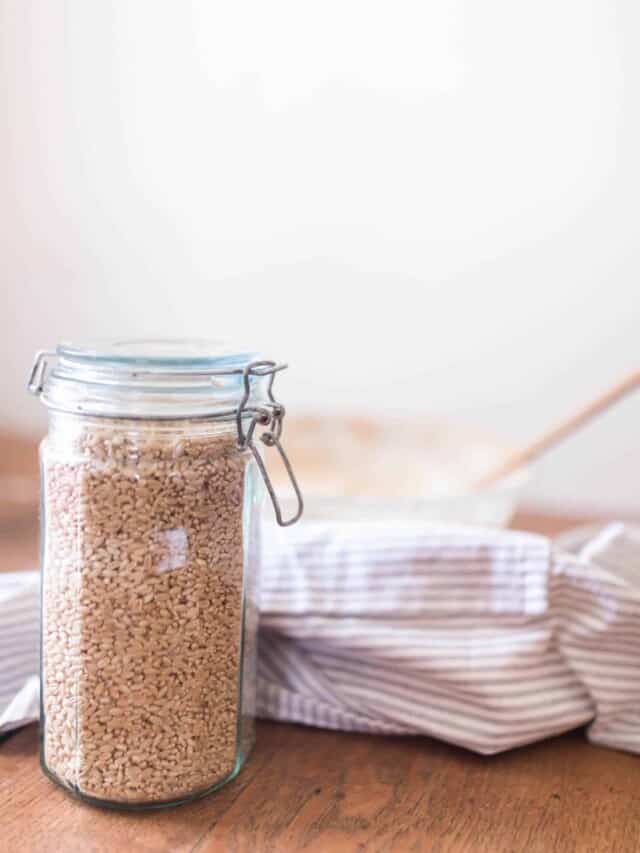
1, 436, 638, 852
3, 715, 640, 853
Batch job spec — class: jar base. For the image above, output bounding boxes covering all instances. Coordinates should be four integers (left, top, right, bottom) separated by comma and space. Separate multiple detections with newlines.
39, 748, 250, 812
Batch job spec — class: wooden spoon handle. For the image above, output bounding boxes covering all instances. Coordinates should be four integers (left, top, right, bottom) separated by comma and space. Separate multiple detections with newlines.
474, 368, 640, 489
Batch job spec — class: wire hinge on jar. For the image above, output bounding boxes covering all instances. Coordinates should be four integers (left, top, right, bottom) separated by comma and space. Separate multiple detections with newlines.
235, 361, 304, 527
27, 350, 57, 396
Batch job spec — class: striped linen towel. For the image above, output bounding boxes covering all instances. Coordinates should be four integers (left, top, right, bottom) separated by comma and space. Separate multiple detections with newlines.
0, 572, 39, 734
257, 521, 640, 754
1, 522, 639, 754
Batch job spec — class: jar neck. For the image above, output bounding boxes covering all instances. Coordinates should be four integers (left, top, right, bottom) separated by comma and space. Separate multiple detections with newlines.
30, 343, 303, 526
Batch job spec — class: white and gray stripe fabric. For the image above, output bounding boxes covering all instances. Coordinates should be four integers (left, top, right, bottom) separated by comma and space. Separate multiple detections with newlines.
553, 524, 640, 753
257, 521, 640, 755
0, 572, 39, 734
1, 522, 639, 755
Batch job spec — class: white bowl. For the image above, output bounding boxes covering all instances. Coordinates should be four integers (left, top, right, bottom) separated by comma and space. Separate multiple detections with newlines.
274, 415, 531, 528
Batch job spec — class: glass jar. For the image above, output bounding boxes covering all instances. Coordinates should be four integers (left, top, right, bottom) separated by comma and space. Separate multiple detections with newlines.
28, 339, 303, 809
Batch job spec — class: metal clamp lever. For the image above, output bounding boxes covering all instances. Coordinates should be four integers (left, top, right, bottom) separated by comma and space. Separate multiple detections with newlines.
27, 350, 57, 395
236, 361, 304, 527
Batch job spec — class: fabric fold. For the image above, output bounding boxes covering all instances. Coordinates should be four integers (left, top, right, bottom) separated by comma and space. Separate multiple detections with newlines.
258, 521, 638, 754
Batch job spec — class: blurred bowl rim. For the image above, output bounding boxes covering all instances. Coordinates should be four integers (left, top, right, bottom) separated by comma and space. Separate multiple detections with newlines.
279, 464, 532, 509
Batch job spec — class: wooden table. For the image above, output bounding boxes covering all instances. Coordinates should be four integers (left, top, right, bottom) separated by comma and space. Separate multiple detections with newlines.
2, 511, 639, 853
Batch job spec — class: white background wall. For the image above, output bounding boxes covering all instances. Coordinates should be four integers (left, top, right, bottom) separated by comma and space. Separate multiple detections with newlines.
1, 0, 638, 515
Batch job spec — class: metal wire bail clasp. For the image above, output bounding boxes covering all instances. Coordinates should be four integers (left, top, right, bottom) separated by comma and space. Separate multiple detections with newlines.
236, 361, 304, 527
27, 350, 57, 395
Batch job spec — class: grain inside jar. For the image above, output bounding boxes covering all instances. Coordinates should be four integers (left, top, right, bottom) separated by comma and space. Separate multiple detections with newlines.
41, 416, 253, 804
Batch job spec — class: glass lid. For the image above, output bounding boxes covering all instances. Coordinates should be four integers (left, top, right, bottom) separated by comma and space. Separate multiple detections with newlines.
56, 338, 258, 371
29, 337, 269, 419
